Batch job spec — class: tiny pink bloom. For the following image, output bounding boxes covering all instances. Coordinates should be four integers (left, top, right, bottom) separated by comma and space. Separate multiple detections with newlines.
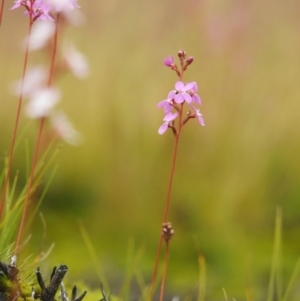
174, 81, 193, 104
63, 43, 89, 78
163, 55, 174, 67
190, 82, 201, 104
46, 0, 80, 12
51, 111, 82, 145
28, 21, 55, 51
190, 105, 205, 126
25, 87, 60, 118
158, 112, 178, 135
157, 90, 176, 113
11, 0, 23, 10
157, 99, 172, 113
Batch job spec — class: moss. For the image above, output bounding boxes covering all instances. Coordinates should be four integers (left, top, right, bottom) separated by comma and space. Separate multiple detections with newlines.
0, 275, 13, 294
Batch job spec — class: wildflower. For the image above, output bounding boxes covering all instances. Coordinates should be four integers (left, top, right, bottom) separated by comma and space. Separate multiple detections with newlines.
11, 0, 23, 10
166, 81, 202, 105
11, 66, 47, 97
189, 82, 201, 105
172, 81, 194, 104
163, 55, 174, 67
46, 0, 80, 12
62, 43, 89, 78
190, 105, 205, 126
28, 20, 55, 51
157, 90, 177, 113
158, 112, 178, 135
50, 111, 82, 145
11, 0, 54, 22
25, 87, 60, 118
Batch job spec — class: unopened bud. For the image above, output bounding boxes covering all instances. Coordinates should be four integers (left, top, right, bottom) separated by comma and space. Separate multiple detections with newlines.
178, 50, 186, 59
186, 56, 194, 65
162, 222, 174, 242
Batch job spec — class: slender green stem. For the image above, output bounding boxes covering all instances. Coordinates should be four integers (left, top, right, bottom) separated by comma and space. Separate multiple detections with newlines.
0, 17, 33, 220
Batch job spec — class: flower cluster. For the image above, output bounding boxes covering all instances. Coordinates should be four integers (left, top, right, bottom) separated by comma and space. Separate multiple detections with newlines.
157, 50, 204, 135
11, 0, 80, 22
157, 52, 205, 135
11, 0, 53, 21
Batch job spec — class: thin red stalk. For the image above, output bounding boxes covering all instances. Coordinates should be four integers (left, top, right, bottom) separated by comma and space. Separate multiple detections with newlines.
0, 0, 5, 26
0, 18, 33, 220
47, 14, 59, 87
14, 14, 60, 254
150, 104, 184, 295
159, 241, 169, 301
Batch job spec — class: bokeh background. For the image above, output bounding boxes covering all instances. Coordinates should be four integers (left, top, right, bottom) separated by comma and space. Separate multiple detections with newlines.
1, 0, 300, 299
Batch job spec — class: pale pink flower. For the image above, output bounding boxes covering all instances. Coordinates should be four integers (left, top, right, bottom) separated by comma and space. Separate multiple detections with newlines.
27, 20, 55, 51
158, 112, 178, 135
50, 111, 82, 145
25, 87, 60, 118
63, 43, 89, 78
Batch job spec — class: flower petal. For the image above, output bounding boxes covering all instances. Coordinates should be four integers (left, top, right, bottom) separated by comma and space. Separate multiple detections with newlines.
174, 94, 184, 104
158, 123, 168, 135
164, 112, 178, 122
192, 94, 201, 105
175, 81, 184, 91
184, 82, 194, 91
183, 93, 192, 103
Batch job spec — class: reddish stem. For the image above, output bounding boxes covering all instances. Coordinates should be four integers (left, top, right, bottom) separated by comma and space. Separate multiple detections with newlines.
14, 116, 46, 253
0, 18, 33, 220
150, 103, 184, 295
0, 0, 4, 26
14, 14, 60, 254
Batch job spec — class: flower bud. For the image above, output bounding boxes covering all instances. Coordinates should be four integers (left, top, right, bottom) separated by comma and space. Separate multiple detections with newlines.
178, 50, 186, 59
186, 56, 194, 65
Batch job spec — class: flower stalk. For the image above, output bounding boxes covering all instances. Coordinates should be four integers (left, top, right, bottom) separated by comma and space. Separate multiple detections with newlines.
150, 50, 205, 300
0, 12, 34, 220
15, 13, 60, 254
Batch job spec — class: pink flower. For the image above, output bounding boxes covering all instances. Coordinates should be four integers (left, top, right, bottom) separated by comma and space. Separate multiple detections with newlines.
158, 112, 178, 135
190, 82, 201, 105
157, 90, 176, 113
173, 81, 194, 104
46, 0, 80, 12
11, 0, 23, 10
25, 87, 60, 118
62, 43, 89, 78
190, 105, 205, 126
11, 0, 54, 21
50, 111, 82, 145
163, 55, 174, 67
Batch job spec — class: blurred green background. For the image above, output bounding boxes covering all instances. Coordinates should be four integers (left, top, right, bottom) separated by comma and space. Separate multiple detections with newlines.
1, 0, 300, 299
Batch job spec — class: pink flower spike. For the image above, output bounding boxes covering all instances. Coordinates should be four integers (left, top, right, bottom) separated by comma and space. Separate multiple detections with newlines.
158, 112, 178, 135
163, 55, 174, 67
